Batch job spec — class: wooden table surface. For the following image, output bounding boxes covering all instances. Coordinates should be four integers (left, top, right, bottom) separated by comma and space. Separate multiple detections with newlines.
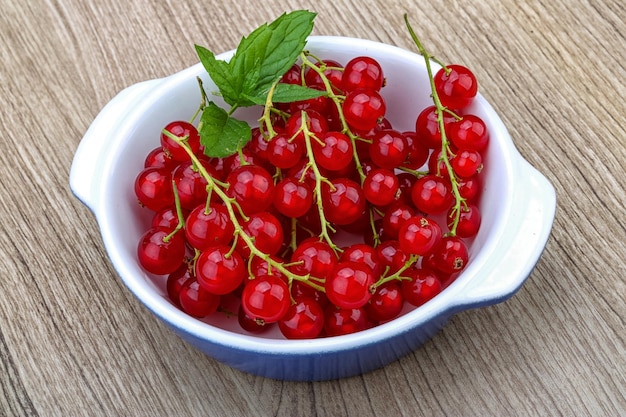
1, 0, 624, 415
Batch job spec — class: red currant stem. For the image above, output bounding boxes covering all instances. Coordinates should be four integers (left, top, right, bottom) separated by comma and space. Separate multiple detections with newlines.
190, 77, 208, 124
398, 166, 429, 178
368, 206, 382, 247
299, 52, 367, 183
288, 216, 298, 252
300, 114, 341, 253
163, 180, 186, 243
404, 15, 464, 236
372, 254, 420, 290
258, 79, 281, 140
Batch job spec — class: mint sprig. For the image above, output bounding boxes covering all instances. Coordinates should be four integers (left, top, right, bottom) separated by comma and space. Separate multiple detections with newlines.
195, 10, 326, 158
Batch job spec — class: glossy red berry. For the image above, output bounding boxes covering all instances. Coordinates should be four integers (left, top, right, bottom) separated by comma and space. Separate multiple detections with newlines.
238, 211, 285, 257
241, 274, 291, 323
411, 175, 455, 215
273, 177, 313, 218
433, 64, 478, 110
161, 120, 201, 162
324, 306, 371, 336
341, 56, 384, 92
290, 237, 338, 280
448, 114, 489, 152
431, 236, 469, 275
342, 88, 386, 132
401, 267, 443, 307
398, 215, 443, 256
134, 167, 174, 212
365, 282, 404, 322
369, 129, 409, 169
363, 168, 399, 207
325, 261, 375, 309
448, 203, 482, 238
226, 164, 275, 216
195, 245, 246, 295
278, 297, 325, 339
137, 227, 185, 275
178, 279, 221, 318
321, 178, 366, 225
312, 131, 353, 171
185, 204, 234, 251
267, 132, 304, 169
415, 105, 456, 149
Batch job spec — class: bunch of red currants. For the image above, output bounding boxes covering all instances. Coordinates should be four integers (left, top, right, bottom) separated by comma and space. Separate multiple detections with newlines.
134, 54, 489, 339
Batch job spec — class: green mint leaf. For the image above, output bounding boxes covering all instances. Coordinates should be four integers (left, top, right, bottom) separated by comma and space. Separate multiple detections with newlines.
199, 102, 252, 158
244, 83, 328, 106
195, 45, 239, 106
228, 10, 316, 102
255, 10, 316, 90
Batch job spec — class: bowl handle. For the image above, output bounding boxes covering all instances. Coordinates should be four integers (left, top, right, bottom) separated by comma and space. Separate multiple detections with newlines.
450, 158, 556, 310
69, 80, 158, 210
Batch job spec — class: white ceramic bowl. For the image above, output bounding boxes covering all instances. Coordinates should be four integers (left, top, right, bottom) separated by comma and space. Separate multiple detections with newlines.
70, 36, 556, 381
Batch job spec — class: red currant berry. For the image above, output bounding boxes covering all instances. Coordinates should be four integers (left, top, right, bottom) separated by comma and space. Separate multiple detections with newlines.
448, 114, 489, 152
325, 261, 375, 309
245, 127, 273, 163
238, 304, 272, 333
166, 263, 194, 307
304, 59, 344, 91
448, 203, 482, 238
267, 132, 304, 169
291, 280, 330, 309
458, 175, 482, 202
401, 267, 443, 307
402, 131, 430, 170
365, 282, 404, 322
342, 88, 386, 132
185, 203, 234, 251
238, 211, 285, 257
273, 177, 313, 218
312, 131, 354, 171
339, 243, 383, 280
431, 236, 469, 275
226, 164, 275, 216
178, 278, 221, 318
376, 240, 409, 275
172, 160, 216, 211
137, 227, 185, 275
452, 148, 482, 178
195, 245, 246, 295
290, 237, 338, 280
433, 64, 478, 110
134, 167, 174, 212
324, 306, 371, 336
151, 206, 182, 230
278, 297, 325, 339
241, 274, 291, 323
369, 129, 409, 169
321, 178, 366, 225
144, 146, 177, 169
415, 105, 456, 149
398, 215, 443, 256
341, 56, 384, 92
284, 110, 329, 147
363, 168, 399, 207
382, 202, 415, 240
281, 63, 302, 85
161, 120, 201, 162
411, 174, 455, 215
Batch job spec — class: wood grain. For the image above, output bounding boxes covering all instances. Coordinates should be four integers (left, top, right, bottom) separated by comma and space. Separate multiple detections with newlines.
0, 0, 624, 415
